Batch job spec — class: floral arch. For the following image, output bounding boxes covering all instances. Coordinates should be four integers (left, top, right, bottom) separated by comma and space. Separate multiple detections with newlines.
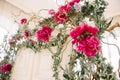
0, 0, 118, 80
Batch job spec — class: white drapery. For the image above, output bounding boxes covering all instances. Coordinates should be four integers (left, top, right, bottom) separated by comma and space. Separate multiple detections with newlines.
12, 47, 55, 80
11, 38, 72, 80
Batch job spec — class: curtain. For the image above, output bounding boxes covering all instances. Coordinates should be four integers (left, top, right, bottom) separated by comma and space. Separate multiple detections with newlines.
11, 38, 72, 80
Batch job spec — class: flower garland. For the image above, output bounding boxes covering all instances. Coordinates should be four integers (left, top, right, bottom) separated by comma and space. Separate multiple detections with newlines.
0, 0, 117, 80
0, 56, 12, 80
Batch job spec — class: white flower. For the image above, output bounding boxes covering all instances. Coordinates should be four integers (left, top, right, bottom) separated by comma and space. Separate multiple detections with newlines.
73, 2, 81, 12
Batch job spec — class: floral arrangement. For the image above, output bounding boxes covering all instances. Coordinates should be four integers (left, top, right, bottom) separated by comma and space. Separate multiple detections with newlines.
0, 56, 12, 80
0, 0, 117, 80
70, 23, 100, 57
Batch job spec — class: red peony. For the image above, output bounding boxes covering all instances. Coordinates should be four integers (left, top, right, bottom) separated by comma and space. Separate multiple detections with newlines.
77, 36, 100, 57
21, 18, 27, 24
1, 64, 12, 73
24, 30, 30, 38
49, 9, 55, 15
68, 0, 80, 6
36, 25, 52, 42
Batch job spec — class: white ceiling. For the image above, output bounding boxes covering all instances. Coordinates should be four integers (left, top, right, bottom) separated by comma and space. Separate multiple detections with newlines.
104, 0, 120, 18
6, 0, 61, 13
6, 0, 120, 18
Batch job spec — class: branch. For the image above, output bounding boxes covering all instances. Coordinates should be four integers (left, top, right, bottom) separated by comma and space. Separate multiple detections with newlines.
106, 22, 120, 32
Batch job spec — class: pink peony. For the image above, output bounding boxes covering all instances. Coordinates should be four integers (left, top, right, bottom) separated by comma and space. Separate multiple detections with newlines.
49, 9, 55, 15
1, 64, 12, 73
17, 36, 22, 41
42, 25, 53, 35
36, 25, 52, 42
54, 5, 71, 23
9, 40, 13, 46
71, 38, 79, 44
54, 11, 67, 23
27, 39, 35, 43
86, 25, 99, 35
70, 25, 85, 39
76, 39, 85, 52
68, 0, 80, 6
21, 18, 27, 24
24, 30, 30, 38
9, 40, 15, 46
81, 23, 99, 35
59, 5, 71, 13
70, 23, 100, 57
77, 36, 100, 57
70, 23, 99, 39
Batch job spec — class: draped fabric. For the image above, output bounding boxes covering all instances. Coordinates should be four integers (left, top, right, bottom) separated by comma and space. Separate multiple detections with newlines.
11, 48, 55, 80
11, 38, 72, 80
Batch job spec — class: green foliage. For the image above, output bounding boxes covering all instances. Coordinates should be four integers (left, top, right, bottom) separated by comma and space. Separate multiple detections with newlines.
63, 53, 117, 80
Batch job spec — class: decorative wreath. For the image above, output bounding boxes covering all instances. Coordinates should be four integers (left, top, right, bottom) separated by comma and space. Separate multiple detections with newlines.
0, 0, 117, 80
